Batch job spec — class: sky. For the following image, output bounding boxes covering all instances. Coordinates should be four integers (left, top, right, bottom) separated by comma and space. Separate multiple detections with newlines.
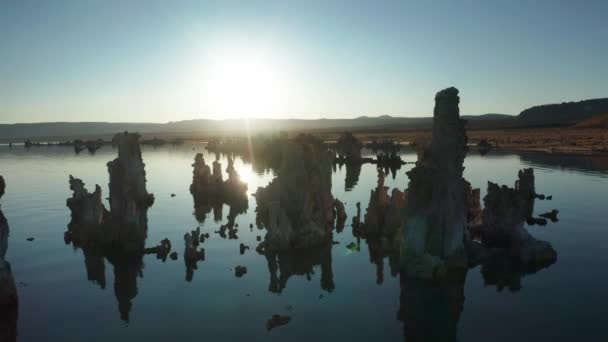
1, 0, 607, 123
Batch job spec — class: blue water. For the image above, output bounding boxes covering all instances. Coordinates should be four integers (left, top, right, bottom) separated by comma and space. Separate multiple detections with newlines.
0, 145, 607, 341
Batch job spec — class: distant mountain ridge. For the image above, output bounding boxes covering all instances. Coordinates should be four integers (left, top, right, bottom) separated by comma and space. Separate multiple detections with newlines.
0, 97, 606, 141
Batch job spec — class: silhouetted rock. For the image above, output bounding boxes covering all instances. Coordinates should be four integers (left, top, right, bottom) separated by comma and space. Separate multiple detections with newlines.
66, 175, 107, 231
476, 168, 557, 266
190, 153, 248, 223
401, 87, 469, 279
235, 265, 247, 277
335, 132, 363, 163
0, 175, 4, 199
0, 192, 18, 341
143, 238, 172, 261
539, 209, 559, 222
107, 133, 154, 239
254, 136, 335, 252
266, 314, 291, 331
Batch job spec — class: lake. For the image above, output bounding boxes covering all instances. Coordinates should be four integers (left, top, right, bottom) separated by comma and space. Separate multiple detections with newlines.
1, 144, 607, 341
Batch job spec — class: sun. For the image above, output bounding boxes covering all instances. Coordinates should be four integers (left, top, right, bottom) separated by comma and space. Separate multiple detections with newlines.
200, 45, 287, 119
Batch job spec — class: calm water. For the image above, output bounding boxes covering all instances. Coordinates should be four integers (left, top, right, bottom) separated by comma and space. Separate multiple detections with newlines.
1, 145, 607, 341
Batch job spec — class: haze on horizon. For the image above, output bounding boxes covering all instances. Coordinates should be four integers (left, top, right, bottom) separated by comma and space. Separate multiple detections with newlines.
1, 0, 607, 124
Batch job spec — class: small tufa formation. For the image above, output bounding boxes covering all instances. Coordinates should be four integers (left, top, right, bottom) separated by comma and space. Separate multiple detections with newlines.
473, 168, 557, 266
362, 170, 405, 241
401, 87, 469, 279
335, 132, 363, 163
190, 153, 248, 224
66, 175, 107, 229
254, 135, 335, 252
190, 153, 223, 198
266, 314, 291, 331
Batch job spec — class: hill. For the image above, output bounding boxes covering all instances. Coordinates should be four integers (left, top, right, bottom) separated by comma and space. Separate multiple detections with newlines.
517, 98, 608, 126
573, 113, 608, 128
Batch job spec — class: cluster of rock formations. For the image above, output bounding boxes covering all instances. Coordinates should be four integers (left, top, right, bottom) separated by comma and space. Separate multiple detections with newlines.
254, 135, 336, 253
399, 87, 557, 281
190, 153, 248, 224
0, 176, 18, 341
468, 168, 557, 266
65, 132, 155, 252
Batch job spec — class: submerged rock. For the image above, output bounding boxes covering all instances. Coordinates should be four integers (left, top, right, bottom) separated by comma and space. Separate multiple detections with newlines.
254, 135, 335, 252
235, 265, 247, 277
266, 314, 291, 331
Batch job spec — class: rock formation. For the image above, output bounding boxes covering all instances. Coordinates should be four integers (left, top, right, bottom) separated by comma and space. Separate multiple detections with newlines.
0, 175, 5, 199
335, 132, 363, 163
473, 168, 557, 266
401, 87, 469, 279
107, 132, 154, 245
190, 153, 248, 224
66, 176, 107, 234
0, 177, 18, 341
254, 135, 335, 252
66, 132, 154, 252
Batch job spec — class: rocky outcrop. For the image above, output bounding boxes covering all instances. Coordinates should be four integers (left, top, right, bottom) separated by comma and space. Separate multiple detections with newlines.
474, 168, 557, 266
0, 177, 18, 341
254, 136, 335, 252
401, 87, 469, 279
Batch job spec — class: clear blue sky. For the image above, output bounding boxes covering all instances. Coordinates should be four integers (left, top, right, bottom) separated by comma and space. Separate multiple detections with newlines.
1, 0, 607, 123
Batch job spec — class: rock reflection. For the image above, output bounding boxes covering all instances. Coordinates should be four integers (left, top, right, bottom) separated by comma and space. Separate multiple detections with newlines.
67, 238, 145, 322
265, 245, 334, 293
398, 269, 466, 342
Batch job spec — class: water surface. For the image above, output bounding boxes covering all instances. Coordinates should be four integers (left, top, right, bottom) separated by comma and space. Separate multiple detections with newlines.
1, 145, 607, 341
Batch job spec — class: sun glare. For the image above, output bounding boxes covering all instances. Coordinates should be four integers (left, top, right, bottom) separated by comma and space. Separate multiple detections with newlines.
201, 46, 287, 119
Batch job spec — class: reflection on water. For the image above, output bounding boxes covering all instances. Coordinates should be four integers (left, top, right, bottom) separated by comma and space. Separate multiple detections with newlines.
1, 144, 608, 341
